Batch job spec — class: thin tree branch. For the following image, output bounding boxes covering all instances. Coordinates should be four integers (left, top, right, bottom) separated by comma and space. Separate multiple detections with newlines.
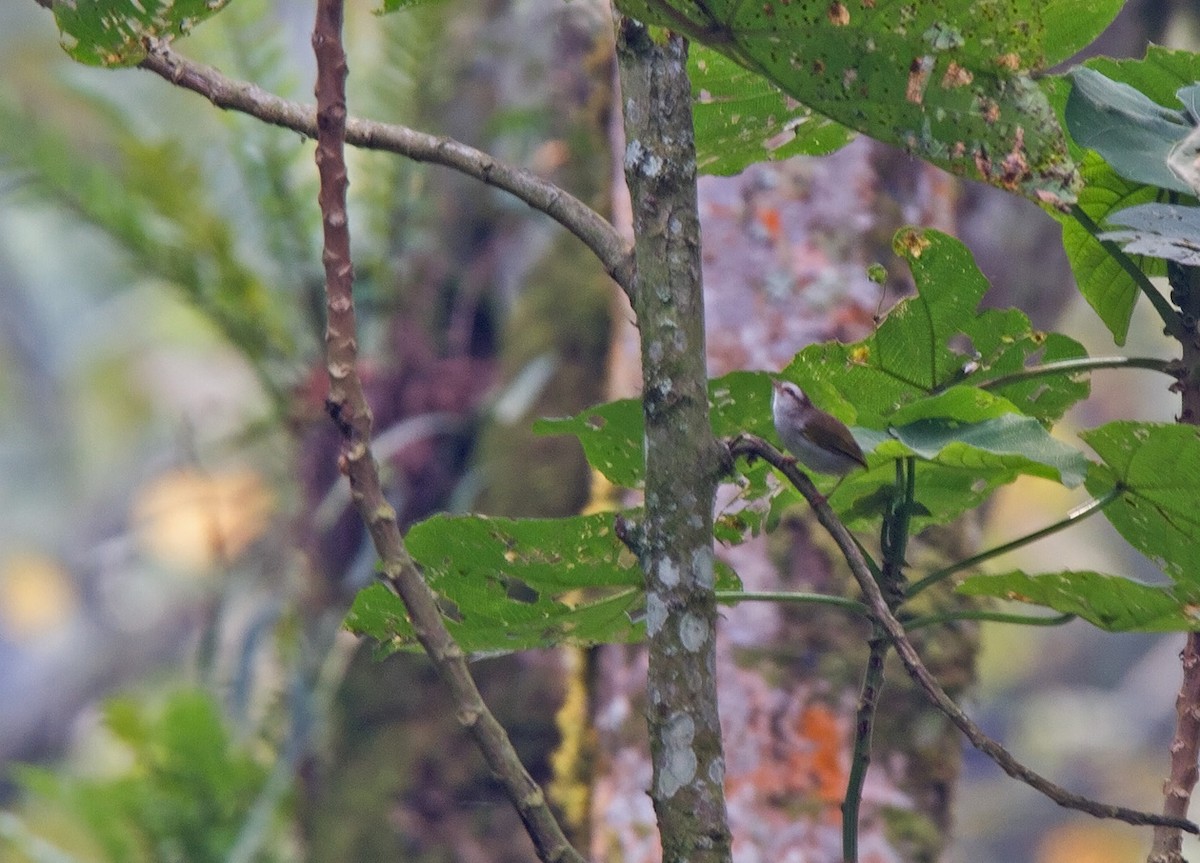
309, 4, 582, 862
1150, 633, 1200, 862
725, 433, 1200, 835
127, 38, 635, 298
1150, 261, 1200, 862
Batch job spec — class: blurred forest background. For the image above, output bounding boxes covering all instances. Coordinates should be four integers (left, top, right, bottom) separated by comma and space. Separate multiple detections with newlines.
2, 0, 1200, 861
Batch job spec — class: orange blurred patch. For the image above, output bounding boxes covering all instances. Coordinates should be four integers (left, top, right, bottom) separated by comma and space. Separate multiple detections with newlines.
757, 207, 783, 243
798, 703, 847, 804
0, 551, 77, 638
132, 468, 274, 573
1035, 822, 1142, 863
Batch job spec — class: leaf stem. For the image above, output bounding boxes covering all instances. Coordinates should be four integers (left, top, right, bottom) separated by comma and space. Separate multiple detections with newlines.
905, 485, 1123, 597
715, 590, 869, 616
978, 356, 1173, 391
842, 630, 887, 863
1071, 204, 1185, 339
902, 610, 1076, 631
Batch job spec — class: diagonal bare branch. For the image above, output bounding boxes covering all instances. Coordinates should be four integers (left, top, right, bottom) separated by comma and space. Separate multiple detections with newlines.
135, 38, 634, 297
726, 433, 1200, 836
309, 1, 584, 860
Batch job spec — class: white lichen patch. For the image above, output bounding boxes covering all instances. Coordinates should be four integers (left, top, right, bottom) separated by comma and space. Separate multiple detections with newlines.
656, 712, 698, 797
646, 592, 668, 636
658, 557, 681, 588
692, 546, 715, 588
678, 612, 709, 652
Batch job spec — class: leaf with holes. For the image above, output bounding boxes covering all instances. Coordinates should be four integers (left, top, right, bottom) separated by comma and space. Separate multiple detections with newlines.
781, 229, 1089, 427
52, 0, 232, 67
691, 45, 855, 176
1083, 422, 1200, 585
346, 512, 741, 654
959, 570, 1200, 632
617, 0, 1099, 200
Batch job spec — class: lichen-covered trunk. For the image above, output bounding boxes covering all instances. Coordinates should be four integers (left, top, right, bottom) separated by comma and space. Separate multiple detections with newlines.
615, 20, 733, 863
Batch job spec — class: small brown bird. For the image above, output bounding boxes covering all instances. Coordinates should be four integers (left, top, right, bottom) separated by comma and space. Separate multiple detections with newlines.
771, 380, 868, 475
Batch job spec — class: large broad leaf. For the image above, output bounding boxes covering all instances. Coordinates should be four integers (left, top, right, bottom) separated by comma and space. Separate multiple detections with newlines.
784, 229, 1089, 427
890, 412, 1086, 487
1100, 202, 1200, 266
346, 513, 741, 654
958, 570, 1200, 632
1058, 153, 1166, 345
1055, 47, 1200, 343
617, 0, 1096, 201
52, 0, 232, 67
1065, 67, 1196, 194
541, 230, 1090, 528
1083, 422, 1200, 585
691, 46, 855, 176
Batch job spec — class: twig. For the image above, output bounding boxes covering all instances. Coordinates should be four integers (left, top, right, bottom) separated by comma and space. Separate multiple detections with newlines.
1150, 633, 1200, 862
128, 39, 635, 298
1150, 261, 1200, 861
309, 4, 583, 862
725, 433, 1200, 834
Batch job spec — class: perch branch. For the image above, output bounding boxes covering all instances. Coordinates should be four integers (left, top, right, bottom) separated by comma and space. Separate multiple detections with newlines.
725, 433, 1200, 835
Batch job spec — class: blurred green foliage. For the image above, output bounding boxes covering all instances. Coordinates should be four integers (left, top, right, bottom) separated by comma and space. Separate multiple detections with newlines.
3, 690, 289, 863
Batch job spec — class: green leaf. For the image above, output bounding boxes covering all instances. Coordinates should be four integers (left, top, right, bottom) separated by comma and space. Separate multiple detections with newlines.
1073, 47, 1200, 122
1052, 47, 1200, 342
377, 0, 447, 12
534, 398, 645, 489
1101, 202, 1200, 266
1083, 422, 1200, 584
958, 570, 1200, 632
891, 413, 1087, 486
52, 0, 232, 67
616, 0, 1083, 200
0, 98, 297, 367
888, 386, 1021, 425
1040, 0, 1126, 67
691, 46, 855, 176
1065, 67, 1195, 194
1057, 153, 1166, 345
541, 231, 1090, 530
785, 229, 1089, 426
345, 513, 742, 654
